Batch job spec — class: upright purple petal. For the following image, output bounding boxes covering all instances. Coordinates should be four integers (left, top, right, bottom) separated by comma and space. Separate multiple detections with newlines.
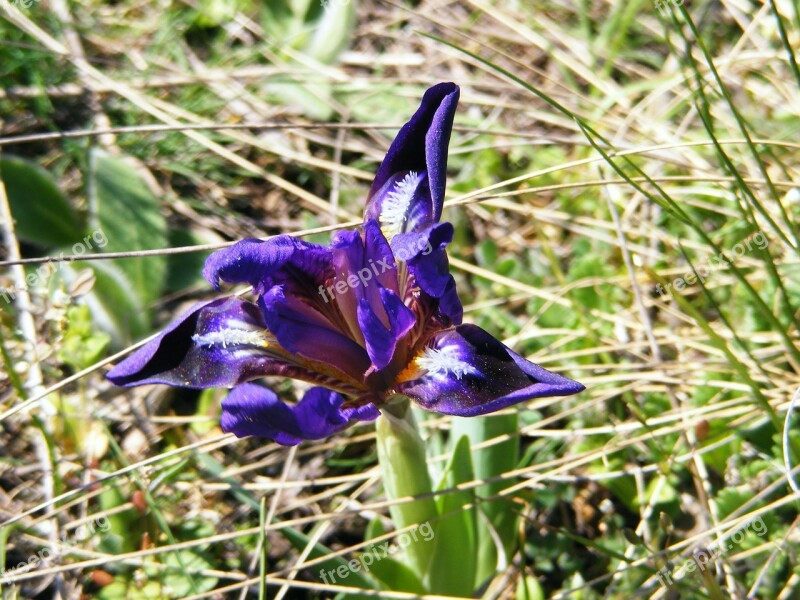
398, 324, 584, 417
221, 383, 379, 445
107, 298, 277, 388
392, 222, 463, 325
365, 83, 460, 233
363, 220, 400, 293
329, 221, 415, 370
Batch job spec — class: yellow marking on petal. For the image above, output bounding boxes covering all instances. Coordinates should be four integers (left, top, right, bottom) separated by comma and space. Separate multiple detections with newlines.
396, 345, 478, 384
395, 350, 426, 383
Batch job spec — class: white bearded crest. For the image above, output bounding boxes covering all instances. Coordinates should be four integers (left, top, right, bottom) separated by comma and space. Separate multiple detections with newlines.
415, 344, 479, 380
193, 325, 270, 349
380, 171, 421, 239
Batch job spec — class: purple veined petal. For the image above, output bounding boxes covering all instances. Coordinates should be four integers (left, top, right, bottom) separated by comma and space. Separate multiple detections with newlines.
107, 297, 279, 388
392, 222, 463, 325
259, 285, 371, 381
330, 228, 365, 342
357, 286, 416, 371
365, 82, 460, 232
363, 220, 400, 293
330, 221, 404, 345
392, 222, 452, 296
398, 324, 585, 417
436, 277, 464, 326
221, 383, 380, 446
107, 297, 367, 395
203, 236, 333, 296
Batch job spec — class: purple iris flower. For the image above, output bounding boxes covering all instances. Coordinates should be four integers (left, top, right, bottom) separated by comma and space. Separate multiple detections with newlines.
107, 82, 584, 445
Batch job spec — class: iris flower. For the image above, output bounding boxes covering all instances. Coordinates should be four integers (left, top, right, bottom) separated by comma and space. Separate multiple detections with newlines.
107, 82, 584, 445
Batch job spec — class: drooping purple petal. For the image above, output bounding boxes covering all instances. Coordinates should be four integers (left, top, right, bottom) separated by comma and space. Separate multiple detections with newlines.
259, 286, 371, 381
107, 297, 278, 388
203, 236, 333, 296
365, 83, 460, 232
220, 383, 380, 445
392, 222, 463, 325
398, 324, 585, 417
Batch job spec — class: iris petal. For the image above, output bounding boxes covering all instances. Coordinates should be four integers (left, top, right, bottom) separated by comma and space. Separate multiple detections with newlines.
363, 220, 400, 293
259, 286, 370, 380
365, 82, 460, 232
203, 236, 333, 296
221, 383, 380, 445
107, 297, 277, 388
357, 286, 416, 371
399, 324, 585, 417
392, 222, 463, 325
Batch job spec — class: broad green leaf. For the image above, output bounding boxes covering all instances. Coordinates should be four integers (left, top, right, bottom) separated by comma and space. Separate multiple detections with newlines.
364, 517, 387, 541
304, 0, 356, 64
61, 260, 149, 346
89, 149, 167, 306
357, 522, 432, 594
475, 239, 498, 268
517, 574, 546, 600
0, 156, 82, 248
428, 434, 477, 596
363, 554, 426, 594
450, 413, 520, 585
375, 405, 438, 584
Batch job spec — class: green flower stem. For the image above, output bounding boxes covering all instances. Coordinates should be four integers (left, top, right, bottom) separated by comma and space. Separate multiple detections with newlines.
375, 399, 438, 583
